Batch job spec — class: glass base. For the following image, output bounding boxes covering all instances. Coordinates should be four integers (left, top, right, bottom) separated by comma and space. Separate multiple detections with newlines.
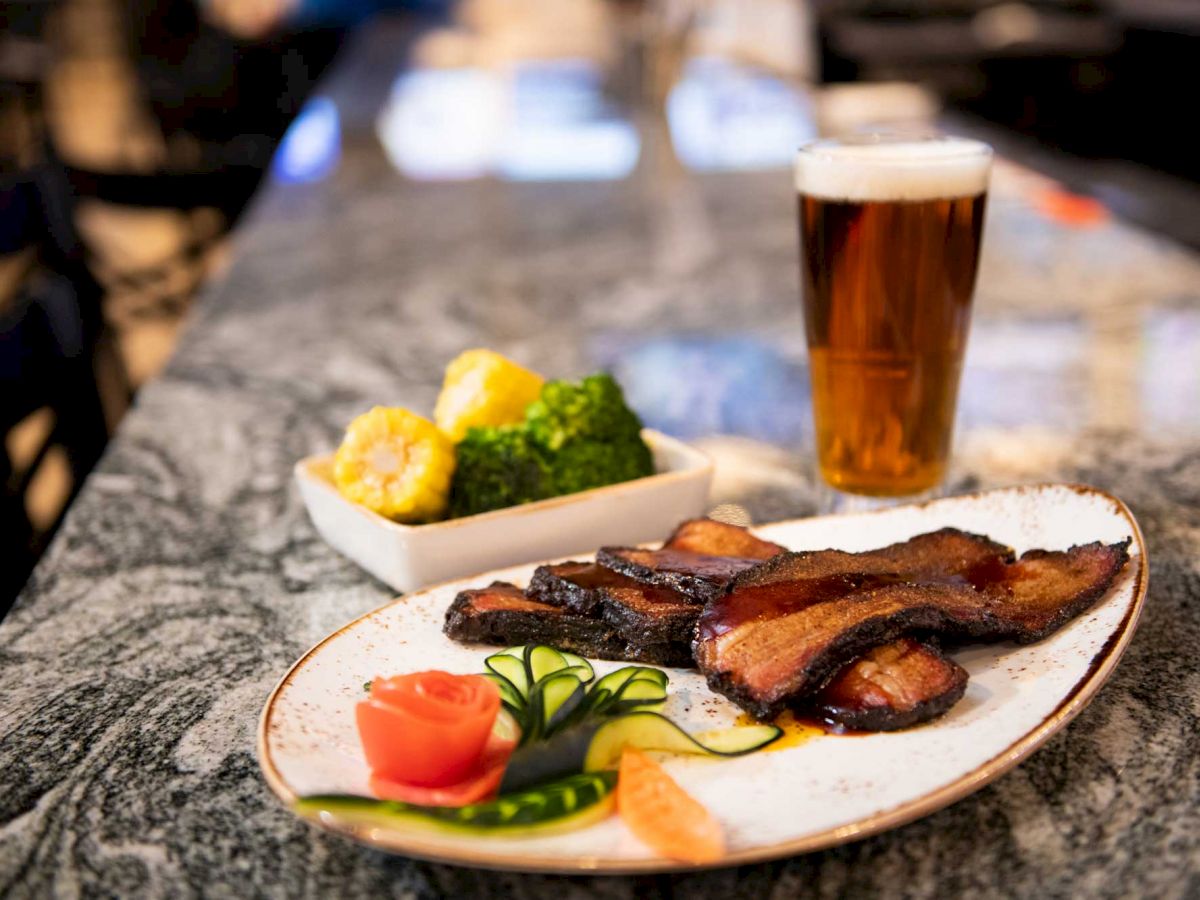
815, 480, 946, 515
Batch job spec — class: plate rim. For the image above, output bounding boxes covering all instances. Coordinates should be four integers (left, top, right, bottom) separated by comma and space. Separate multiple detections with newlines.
257, 481, 1149, 875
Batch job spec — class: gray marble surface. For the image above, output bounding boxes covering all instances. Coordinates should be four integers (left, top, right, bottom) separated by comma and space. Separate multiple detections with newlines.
4, 17, 1200, 900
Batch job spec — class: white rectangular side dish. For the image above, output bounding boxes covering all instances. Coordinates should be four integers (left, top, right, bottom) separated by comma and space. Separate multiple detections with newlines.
295, 429, 714, 592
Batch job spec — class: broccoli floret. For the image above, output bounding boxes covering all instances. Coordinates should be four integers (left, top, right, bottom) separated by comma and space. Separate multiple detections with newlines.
547, 435, 654, 496
448, 425, 554, 518
525, 374, 645, 450
449, 372, 654, 517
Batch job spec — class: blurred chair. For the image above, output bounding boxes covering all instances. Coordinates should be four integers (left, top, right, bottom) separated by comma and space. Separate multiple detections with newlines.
104, 0, 346, 223
1, 152, 128, 615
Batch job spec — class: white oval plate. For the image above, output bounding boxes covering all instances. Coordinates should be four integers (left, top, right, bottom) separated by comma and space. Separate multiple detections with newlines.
259, 483, 1147, 874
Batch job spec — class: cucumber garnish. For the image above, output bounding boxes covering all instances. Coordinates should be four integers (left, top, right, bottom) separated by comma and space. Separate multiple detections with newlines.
297, 771, 617, 837
482, 646, 669, 746
499, 709, 782, 793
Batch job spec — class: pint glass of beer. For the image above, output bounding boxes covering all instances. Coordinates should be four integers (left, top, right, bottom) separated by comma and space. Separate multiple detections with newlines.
796, 134, 992, 497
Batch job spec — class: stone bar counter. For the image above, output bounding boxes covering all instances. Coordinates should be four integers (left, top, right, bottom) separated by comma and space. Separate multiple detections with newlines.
3, 16, 1199, 900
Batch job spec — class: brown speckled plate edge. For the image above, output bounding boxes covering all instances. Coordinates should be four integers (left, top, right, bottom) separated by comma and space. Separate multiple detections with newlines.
257, 482, 1148, 875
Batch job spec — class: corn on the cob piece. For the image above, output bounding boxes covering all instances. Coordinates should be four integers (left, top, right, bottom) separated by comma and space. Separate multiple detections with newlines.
333, 407, 455, 522
434, 349, 543, 443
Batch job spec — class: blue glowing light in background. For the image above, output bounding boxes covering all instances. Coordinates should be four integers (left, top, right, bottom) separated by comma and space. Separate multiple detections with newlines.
498, 61, 640, 181
376, 61, 640, 182
271, 97, 341, 183
666, 58, 817, 171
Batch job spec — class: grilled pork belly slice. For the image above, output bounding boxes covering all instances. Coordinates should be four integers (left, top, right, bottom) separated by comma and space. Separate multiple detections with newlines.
998, 544, 1134, 640
600, 526, 1011, 606
444, 582, 624, 659
526, 561, 607, 614
669, 525, 981, 729
812, 638, 968, 731
697, 538, 1130, 719
528, 562, 697, 645
443, 582, 691, 667
695, 528, 1015, 642
527, 562, 683, 615
594, 547, 764, 603
598, 583, 698, 646
525, 520, 785, 639
662, 518, 786, 560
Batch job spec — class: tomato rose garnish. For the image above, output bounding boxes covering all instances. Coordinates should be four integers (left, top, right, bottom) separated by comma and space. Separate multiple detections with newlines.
368, 730, 515, 806
356, 671, 500, 787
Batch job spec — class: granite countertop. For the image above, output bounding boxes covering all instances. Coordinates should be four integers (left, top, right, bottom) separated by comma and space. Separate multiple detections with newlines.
3, 17, 1200, 900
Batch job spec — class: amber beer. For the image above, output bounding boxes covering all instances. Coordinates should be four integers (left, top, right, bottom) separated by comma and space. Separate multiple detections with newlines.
796, 136, 992, 496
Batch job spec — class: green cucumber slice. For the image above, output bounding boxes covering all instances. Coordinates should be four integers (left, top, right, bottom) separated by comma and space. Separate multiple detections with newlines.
557, 652, 594, 682
584, 711, 782, 771
606, 678, 668, 715
527, 646, 568, 683
493, 708, 521, 744
484, 654, 529, 699
502, 711, 781, 793
481, 673, 525, 711
591, 667, 668, 696
552, 664, 593, 685
481, 649, 684, 752
575, 686, 612, 719
539, 672, 587, 733
296, 771, 617, 837
610, 675, 668, 703
585, 669, 667, 718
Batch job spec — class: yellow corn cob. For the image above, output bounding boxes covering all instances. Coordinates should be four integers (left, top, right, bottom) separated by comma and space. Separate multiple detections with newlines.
434, 349, 544, 443
333, 407, 455, 522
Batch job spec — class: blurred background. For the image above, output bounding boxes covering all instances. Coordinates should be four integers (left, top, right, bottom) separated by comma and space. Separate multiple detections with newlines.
2, 0, 1198, 611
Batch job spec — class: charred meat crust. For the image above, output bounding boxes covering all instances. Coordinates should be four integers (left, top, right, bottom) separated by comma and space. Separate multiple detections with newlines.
443, 582, 693, 667
596, 589, 697, 645
812, 638, 969, 731
697, 539, 1131, 719
1004, 539, 1131, 642
617, 640, 695, 668
595, 547, 761, 603
720, 527, 1017, 595
444, 582, 625, 659
526, 562, 603, 614
528, 562, 698, 645
817, 674, 967, 731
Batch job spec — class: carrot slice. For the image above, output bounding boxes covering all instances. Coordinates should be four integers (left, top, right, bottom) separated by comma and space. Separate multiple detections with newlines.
616, 748, 725, 864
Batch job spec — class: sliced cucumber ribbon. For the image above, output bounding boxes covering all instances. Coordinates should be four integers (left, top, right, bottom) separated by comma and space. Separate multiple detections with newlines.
482, 646, 665, 746
297, 771, 617, 837
500, 709, 783, 793
584, 711, 782, 771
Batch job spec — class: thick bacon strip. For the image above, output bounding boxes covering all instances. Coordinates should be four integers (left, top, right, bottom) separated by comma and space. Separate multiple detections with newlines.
666, 522, 976, 730
696, 539, 1130, 719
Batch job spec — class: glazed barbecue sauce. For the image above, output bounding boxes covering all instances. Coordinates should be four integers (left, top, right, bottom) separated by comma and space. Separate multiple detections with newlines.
696, 553, 1014, 642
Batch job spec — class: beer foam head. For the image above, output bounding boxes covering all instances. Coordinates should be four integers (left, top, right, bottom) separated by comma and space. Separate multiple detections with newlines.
795, 136, 992, 202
